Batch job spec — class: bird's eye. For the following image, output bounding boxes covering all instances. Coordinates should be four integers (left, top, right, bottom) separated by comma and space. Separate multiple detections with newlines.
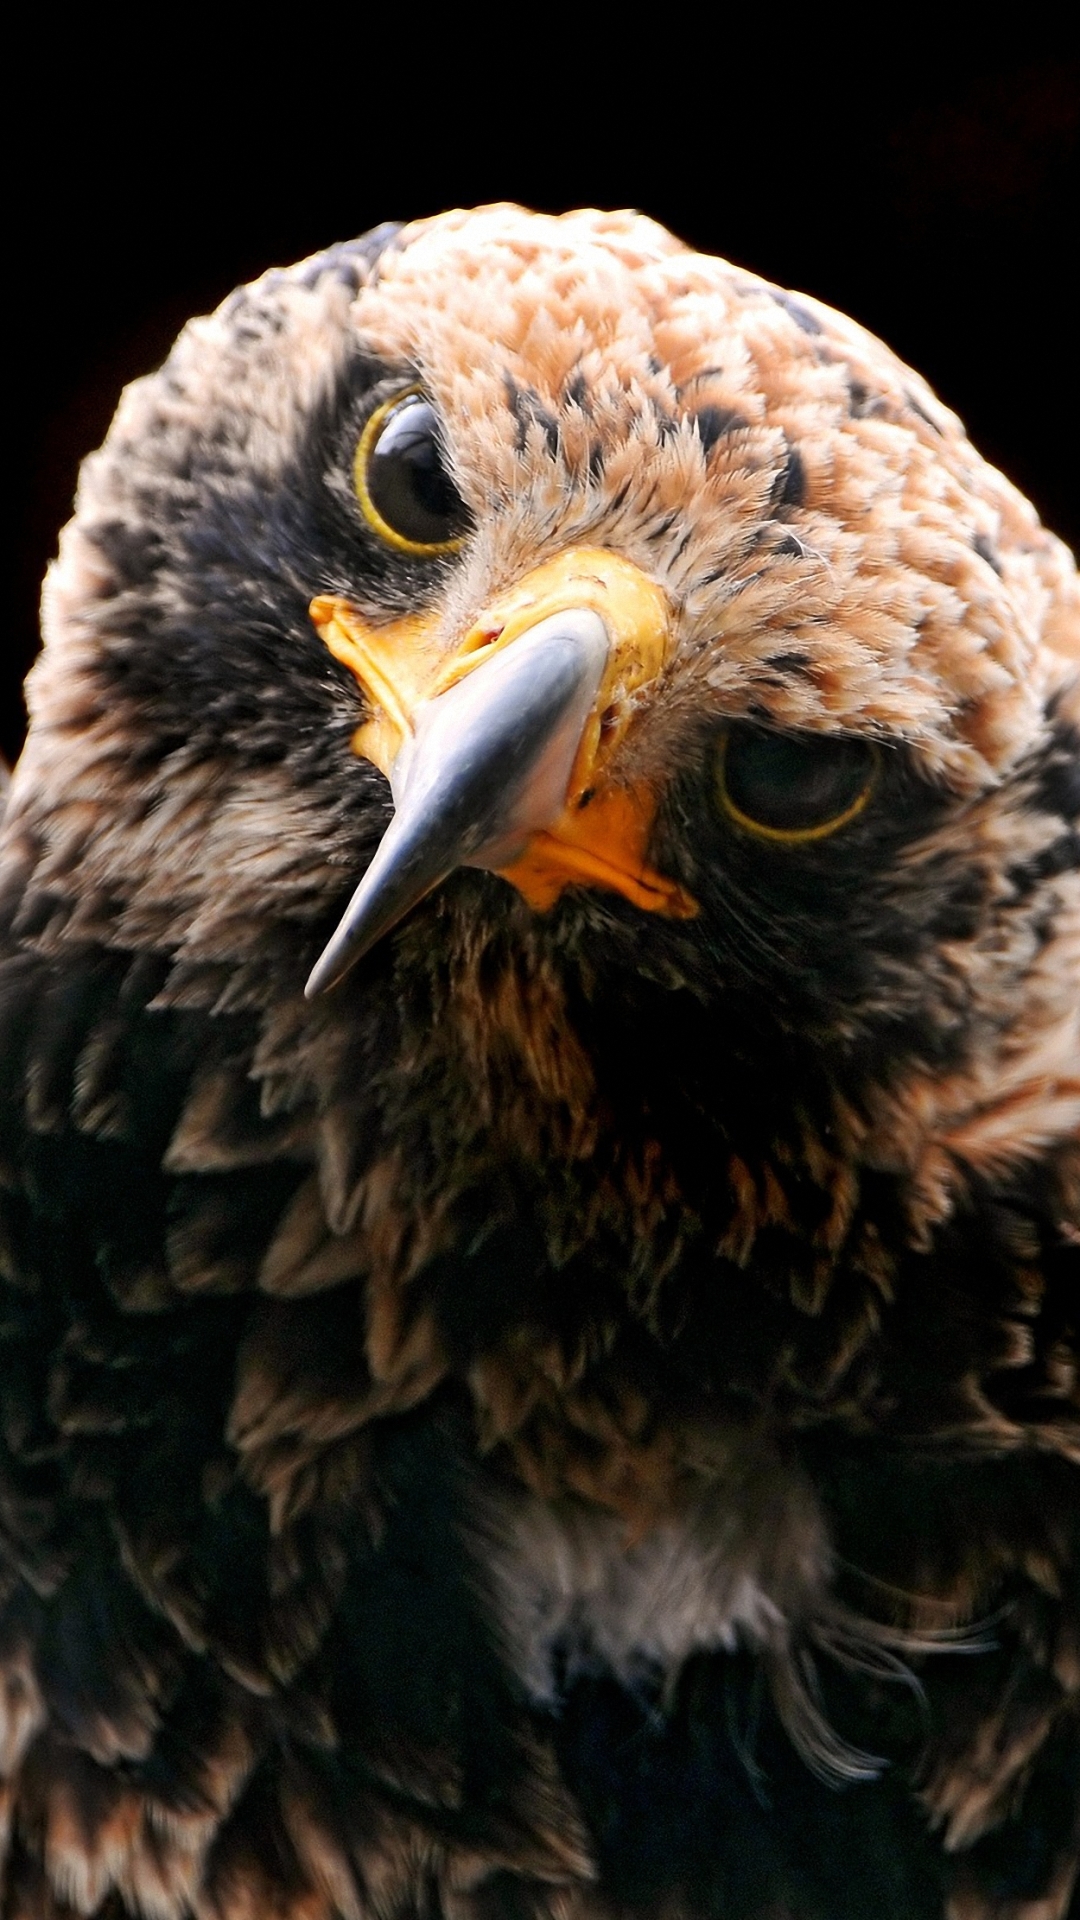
716, 728, 877, 842
354, 390, 469, 555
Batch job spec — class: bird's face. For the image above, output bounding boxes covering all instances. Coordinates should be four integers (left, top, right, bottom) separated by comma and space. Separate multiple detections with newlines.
18, 205, 1080, 1225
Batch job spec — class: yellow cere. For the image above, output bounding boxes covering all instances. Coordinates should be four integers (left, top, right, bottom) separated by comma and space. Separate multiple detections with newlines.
311, 548, 673, 792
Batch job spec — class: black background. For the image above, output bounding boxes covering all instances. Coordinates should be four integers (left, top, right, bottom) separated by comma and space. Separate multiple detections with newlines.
7, 35, 1077, 768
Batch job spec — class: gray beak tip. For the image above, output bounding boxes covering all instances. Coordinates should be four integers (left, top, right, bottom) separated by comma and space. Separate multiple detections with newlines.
303, 957, 338, 999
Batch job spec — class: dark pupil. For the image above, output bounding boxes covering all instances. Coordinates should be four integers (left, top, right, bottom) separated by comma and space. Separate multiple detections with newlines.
722, 729, 872, 831
367, 397, 467, 545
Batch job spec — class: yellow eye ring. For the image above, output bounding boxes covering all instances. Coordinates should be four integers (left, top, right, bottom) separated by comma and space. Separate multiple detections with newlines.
716, 730, 878, 843
353, 388, 468, 557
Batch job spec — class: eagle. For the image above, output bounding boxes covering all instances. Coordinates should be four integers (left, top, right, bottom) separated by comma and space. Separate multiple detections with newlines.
0, 205, 1077, 1920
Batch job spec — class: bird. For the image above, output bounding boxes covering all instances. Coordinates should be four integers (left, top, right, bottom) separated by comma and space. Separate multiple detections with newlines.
0, 202, 1077, 1920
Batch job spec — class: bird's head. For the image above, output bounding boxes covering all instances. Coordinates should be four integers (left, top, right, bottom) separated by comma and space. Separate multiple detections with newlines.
12, 205, 1079, 1304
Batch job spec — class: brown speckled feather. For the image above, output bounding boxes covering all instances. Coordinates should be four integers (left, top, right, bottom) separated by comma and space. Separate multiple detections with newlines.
0, 207, 1077, 1919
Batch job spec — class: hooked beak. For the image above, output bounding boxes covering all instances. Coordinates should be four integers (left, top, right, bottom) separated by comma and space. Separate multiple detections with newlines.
305, 549, 697, 996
